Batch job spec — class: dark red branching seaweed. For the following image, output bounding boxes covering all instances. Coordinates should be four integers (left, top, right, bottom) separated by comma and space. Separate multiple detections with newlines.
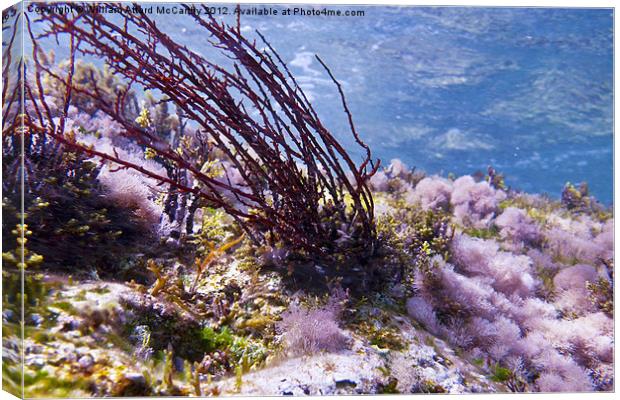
2, 8, 24, 188
25, 2, 380, 257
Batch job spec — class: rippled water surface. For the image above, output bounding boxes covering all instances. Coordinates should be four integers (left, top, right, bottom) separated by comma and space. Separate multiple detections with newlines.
35, 4, 614, 203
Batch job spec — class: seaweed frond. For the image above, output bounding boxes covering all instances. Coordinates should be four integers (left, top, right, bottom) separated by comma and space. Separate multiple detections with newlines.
191, 233, 245, 292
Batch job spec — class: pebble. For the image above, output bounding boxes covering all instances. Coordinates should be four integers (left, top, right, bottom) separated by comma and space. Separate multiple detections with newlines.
334, 378, 357, 388
3, 310, 15, 322
30, 313, 44, 326
78, 355, 94, 370
31, 357, 46, 368
125, 372, 147, 386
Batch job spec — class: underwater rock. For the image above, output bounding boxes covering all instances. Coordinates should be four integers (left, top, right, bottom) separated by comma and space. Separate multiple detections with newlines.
77, 354, 94, 370
2, 309, 15, 323
209, 317, 502, 395
29, 313, 44, 327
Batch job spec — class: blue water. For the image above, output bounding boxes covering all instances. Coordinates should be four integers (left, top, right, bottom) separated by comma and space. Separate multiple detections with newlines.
31, 4, 614, 204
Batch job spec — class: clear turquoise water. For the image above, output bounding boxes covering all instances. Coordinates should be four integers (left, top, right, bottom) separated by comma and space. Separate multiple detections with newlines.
33, 4, 614, 204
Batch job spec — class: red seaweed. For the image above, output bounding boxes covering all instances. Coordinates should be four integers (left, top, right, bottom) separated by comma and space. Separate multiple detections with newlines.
25, 2, 380, 258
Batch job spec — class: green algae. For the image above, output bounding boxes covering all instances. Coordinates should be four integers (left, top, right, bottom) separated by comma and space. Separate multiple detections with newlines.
489, 365, 512, 383
345, 294, 408, 352
463, 225, 499, 240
